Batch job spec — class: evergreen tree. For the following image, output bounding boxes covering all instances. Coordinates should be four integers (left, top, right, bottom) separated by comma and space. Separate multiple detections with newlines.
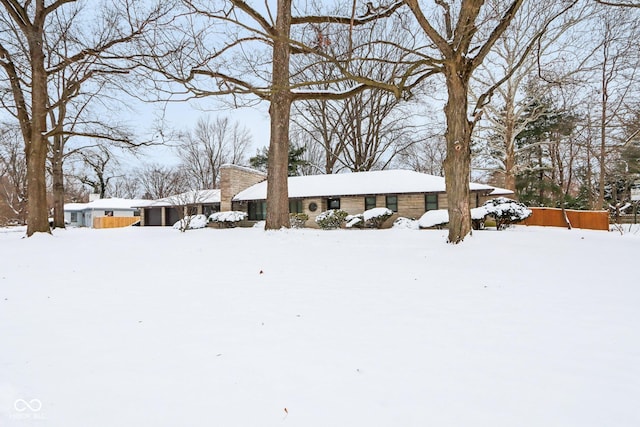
514, 98, 578, 207
250, 144, 311, 176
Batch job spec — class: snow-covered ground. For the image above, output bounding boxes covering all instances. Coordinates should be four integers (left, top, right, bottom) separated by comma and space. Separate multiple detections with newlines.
1, 225, 639, 426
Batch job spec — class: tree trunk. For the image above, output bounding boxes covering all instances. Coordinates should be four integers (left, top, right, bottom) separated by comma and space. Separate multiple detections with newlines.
598, 81, 607, 209
265, 0, 292, 230
25, 16, 51, 236
537, 146, 544, 205
443, 68, 473, 244
51, 135, 65, 229
503, 98, 517, 192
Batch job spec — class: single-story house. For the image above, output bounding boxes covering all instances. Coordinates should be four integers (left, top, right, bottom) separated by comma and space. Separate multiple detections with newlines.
138, 189, 221, 226
64, 198, 153, 228
223, 167, 513, 228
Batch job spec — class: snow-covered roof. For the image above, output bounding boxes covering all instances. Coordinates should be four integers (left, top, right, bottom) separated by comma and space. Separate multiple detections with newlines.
64, 202, 88, 211
489, 186, 515, 196
233, 170, 496, 201
64, 198, 153, 212
144, 189, 221, 207
87, 198, 154, 209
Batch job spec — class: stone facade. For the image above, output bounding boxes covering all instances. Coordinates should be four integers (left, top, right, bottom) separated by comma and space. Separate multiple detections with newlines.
230, 191, 501, 229
219, 166, 511, 229
220, 164, 267, 211
293, 191, 491, 228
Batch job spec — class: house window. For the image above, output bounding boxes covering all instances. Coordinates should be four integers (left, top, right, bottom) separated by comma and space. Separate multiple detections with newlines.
365, 196, 376, 211
202, 204, 218, 217
327, 198, 341, 210
289, 199, 303, 214
425, 194, 438, 211
105, 210, 114, 217
248, 201, 266, 221
187, 205, 198, 215
133, 210, 140, 216
386, 195, 398, 212
70, 212, 77, 222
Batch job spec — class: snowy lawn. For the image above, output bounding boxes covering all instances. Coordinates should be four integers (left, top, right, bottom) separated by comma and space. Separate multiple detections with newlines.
1, 225, 639, 426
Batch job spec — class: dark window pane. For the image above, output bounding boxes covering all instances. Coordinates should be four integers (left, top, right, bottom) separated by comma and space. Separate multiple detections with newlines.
386, 195, 398, 212
365, 196, 376, 211
248, 201, 266, 220
328, 198, 340, 210
289, 199, 303, 214
425, 194, 438, 211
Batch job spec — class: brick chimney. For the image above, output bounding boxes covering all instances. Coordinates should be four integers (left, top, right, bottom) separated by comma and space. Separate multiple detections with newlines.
220, 164, 267, 211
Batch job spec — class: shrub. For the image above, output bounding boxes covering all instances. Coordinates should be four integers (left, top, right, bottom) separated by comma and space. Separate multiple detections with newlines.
481, 197, 532, 230
208, 211, 247, 228
289, 213, 309, 228
392, 217, 419, 230
345, 214, 364, 229
315, 209, 348, 230
418, 209, 449, 228
173, 214, 208, 231
363, 207, 393, 229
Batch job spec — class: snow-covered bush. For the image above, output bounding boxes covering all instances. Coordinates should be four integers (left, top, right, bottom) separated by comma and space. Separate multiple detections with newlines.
363, 207, 393, 229
315, 209, 348, 230
289, 213, 309, 229
345, 214, 364, 228
208, 211, 247, 228
470, 206, 490, 230
417, 203, 524, 230
392, 217, 419, 230
418, 209, 449, 229
173, 214, 208, 231
345, 207, 394, 229
482, 197, 532, 230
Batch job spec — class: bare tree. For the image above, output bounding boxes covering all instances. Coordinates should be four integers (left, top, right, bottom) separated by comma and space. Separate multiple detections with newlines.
290, 16, 426, 173
167, 190, 207, 232
76, 146, 122, 199
136, 163, 189, 200
0, 0, 174, 236
0, 124, 28, 224
588, 7, 640, 208
141, 0, 409, 230
595, 0, 640, 7
402, 0, 578, 243
109, 174, 143, 199
396, 134, 447, 177
474, 1, 590, 192
178, 116, 251, 189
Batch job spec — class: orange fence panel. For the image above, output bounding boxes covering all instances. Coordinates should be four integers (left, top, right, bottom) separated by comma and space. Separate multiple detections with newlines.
522, 208, 609, 231
93, 216, 140, 229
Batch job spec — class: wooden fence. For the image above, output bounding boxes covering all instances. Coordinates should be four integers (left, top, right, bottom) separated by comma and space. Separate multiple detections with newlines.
522, 207, 609, 231
93, 216, 140, 229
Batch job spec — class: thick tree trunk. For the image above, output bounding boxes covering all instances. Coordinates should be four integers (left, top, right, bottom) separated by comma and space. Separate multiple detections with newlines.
443, 69, 473, 244
51, 136, 65, 229
265, 0, 292, 230
25, 18, 51, 236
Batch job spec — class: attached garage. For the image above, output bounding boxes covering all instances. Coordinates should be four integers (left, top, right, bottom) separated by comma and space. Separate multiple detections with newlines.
144, 208, 163, 226
137, 189, 221, 227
